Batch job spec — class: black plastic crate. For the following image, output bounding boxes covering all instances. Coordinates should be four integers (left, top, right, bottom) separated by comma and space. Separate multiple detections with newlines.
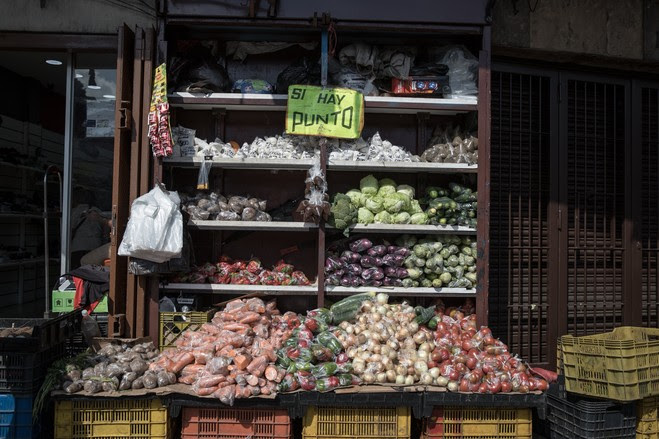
0, 342, 66, 393
547, 390, 636, 438
0, 311, 81, 353
65, 313, 108, 356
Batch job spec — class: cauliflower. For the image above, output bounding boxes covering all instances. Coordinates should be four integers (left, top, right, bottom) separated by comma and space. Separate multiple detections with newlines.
330, 193, 358, 236
359, 175, 379, 196
358, 207, 375, 224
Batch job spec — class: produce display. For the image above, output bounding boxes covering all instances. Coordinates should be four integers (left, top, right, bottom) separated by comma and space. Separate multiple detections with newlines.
398, 234, 477, 288
325, 238, 410, 287
183, 133, 318, 160
151, 297, 290, 405
325, 235, 476, 289
327, 132, 419, 162
421, 126, 478, 165
59, 341, 169, 394
275, 308, 360, 393
330, 175, 427, 234
422, 183, 477, 227
181, 191, 272, 222
170, 257, 312, 286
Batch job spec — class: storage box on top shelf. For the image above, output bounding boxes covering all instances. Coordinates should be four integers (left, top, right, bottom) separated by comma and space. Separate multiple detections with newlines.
181, 407, 291, 439
422, 406, 532, 439
558, 327, 659, 401
302, 406, 410, 439
54, 398, 169, 439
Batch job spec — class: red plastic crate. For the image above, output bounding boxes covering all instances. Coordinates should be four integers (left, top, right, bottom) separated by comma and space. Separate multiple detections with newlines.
181, 407, 291, 439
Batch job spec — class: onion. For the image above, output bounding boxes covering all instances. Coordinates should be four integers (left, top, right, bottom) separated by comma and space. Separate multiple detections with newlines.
347, 347, 357, 358
376, 305, 388, 315
388, 340, 400, 350
417, 349, 429, 361
358, 334, 367, 345
395, 365, 407, 376
339, 321, 349, 330
362, 301, 373, 312
420, 372, 433, 385
447, 381, 459, 392
345, 324, 355, 335
419, 342, 431, 353
414, 361, 428, 374
413, 331, 427, 344
372, 313, 382, 323
408, 322, 419, 333
436, 376, 449, 387
370, 353, 382, 363
386, 370, 397, 382
396, 375, 406, 384
353, 362, 365, 374
363, 373, 375, 384
376, 372, 387, 383
429, 367, 440, 379
388, 350, 397, 360
376, 293, 389, 304
404, 375, 415, 385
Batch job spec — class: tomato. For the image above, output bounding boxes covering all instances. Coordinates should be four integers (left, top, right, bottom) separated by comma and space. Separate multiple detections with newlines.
536, 379, 548, 391
467, 372, 479, 384
501, 381, 512, 393
449, 369, 461, 381
439, 349, 451, 361
304, 319, 318, 332
459, 379, 470, 392
466, 357, 478, 370
328, 376, 340, 388
478, 383, 488, 393
431, 349, 442, 363
462, 340, 474, 351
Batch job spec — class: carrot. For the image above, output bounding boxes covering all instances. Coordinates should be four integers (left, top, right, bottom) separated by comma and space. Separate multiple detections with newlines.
246, 374, 259, 386
264, 366, 278, 382
172, 352, 195, 373
249, 385, 261, 396
181, 363, 205, 376
201, 323, 221, 334
238, 312, 260, 325
222, 323, 251, 333
196, 386, 218, 396
246, 356, 267, 377
178, 375, 197, 385
258, 377, 266, 387
234, 354, 251, 370
260, 385, 271, 395
197, 375, 226, 388
275, 368, 286, 383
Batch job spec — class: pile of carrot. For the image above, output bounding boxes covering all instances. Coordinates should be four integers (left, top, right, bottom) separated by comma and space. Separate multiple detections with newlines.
150, 297, 296, 405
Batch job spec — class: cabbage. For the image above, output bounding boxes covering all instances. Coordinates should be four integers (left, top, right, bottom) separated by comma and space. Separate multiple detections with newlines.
377, 178, 397, 197
410, 199, 423, 214
394, 212, 411, 224
359, 174, 379, 196
364, 196, 384, 213
345, 189, 365, 207
383, 193, 410, 214
396, 184, 415, 198
378, 177, 397, 188
358, 207, 375, 224
373, 211, 392, 224
410, 212, 428, 225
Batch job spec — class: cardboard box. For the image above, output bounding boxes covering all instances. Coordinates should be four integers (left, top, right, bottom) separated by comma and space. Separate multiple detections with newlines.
51, 290, 108, 313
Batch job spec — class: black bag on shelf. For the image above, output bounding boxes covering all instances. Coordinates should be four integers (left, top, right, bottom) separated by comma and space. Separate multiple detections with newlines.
276, 56, 321, 93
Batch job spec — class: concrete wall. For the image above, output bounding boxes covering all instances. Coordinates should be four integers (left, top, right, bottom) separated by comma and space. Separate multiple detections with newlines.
492, 0, 659, 61
0, 0, 156, 35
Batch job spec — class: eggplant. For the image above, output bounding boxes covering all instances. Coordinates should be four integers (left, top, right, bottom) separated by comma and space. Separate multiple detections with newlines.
341, 250, 361, 264
384, 267, 398, 278
349, 238, 373, 253
347, 263, 363, 276
360, 256, 378, 268
367, 245, 387, 257
325, 256, 343, 273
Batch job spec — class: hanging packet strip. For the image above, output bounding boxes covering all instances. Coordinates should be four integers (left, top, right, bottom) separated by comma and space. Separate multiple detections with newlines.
148, 63, 173, 157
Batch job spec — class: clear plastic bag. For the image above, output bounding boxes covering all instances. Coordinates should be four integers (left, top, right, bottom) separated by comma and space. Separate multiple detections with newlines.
118, 184, 183, 263
434, 46, 478, 97
197, 159, 212, 190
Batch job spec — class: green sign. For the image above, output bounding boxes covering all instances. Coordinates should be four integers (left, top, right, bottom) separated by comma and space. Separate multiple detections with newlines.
286, 85, 364, 139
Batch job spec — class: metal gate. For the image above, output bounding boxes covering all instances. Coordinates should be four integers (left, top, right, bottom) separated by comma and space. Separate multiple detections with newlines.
491, 63, 658, 366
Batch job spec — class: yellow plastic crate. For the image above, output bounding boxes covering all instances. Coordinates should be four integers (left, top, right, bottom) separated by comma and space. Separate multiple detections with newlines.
559, 327, 659, 401
159, 310, 214, 350
422, 407, 532, 439
303, 406, 410, 439
638, 397, 659, 439
54, 398, 169, 439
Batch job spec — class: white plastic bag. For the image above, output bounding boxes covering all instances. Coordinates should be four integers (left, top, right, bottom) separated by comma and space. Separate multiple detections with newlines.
118, 185, 183, 263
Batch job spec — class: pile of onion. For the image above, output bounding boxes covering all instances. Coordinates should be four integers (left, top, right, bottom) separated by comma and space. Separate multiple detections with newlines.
430, 310, 549, 394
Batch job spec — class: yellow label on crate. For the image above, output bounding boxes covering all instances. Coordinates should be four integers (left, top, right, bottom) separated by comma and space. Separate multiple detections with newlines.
286, 85, 364, 139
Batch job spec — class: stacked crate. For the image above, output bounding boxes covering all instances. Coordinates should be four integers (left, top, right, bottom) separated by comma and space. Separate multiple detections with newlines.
555, 326, 659, 438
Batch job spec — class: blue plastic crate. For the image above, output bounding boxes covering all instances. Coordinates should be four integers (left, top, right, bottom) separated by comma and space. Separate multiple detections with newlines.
0, 394, 37, 439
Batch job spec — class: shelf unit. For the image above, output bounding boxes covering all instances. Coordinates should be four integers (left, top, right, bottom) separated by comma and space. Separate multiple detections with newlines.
154, 12, 490, 327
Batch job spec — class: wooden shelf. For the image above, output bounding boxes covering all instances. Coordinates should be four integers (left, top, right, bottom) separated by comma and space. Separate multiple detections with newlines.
168, 92, 477, 115
325, 286, 476, 297
163, 156, 314, 170
328, 160, 477, 173
188, 219, 318, 231
328, 224, 476, 234
160, 283, 318, 295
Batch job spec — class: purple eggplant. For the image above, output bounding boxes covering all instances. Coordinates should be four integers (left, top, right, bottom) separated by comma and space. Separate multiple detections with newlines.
384, 267, 398, 278
340, 275, 354, 287
383, 277, 402, 286
372, 280, 383, 287
387, 245, 399, 255
381, 254, 397, 267
394, 247, 410, 257
367, 245, 387, 257
347, 263, 363, 276
361, 267, 385, 281
375, 257, 383, 266
351, 276, 363, 287
334, 269, 346, 277
326, 274, 342, 286
349, 238, 373, 253
341, 250, 361, 264
396, 267, 409, 279
325, 256, 343, 273
360, 256, 378, 268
